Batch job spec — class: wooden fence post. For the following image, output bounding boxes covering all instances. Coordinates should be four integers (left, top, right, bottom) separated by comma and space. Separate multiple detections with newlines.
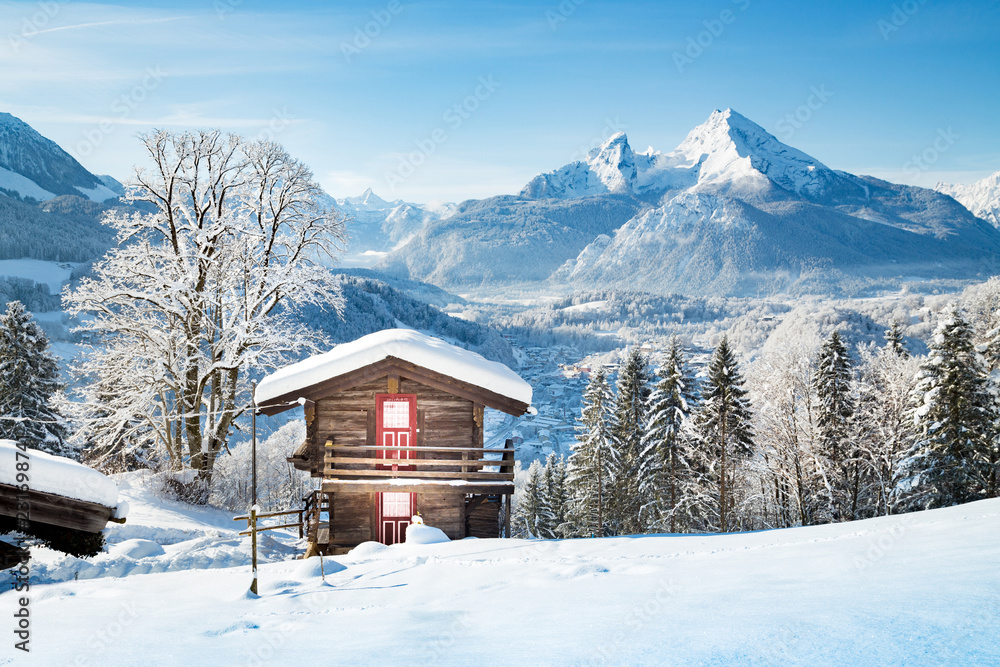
250, 505, 258, 595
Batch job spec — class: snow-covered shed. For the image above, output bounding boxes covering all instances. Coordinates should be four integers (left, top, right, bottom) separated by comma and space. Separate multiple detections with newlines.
0, 440, 126, 565
255, 329, 532, 553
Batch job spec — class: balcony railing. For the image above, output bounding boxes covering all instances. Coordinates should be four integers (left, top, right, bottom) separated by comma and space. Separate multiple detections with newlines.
321, 438, 515, 483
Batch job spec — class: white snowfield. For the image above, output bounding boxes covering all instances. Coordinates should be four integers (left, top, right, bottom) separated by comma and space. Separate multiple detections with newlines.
0, 258, 76, 295
0, 440, 121, 509
0, 165, 56, 201
7, 486, 998, 665
256, 328, 533, 406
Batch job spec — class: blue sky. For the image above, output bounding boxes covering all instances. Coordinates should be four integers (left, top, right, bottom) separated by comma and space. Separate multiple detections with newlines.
1, 0, 997, 202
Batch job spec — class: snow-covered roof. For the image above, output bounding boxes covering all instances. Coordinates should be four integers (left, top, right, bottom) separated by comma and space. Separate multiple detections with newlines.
0, 440, 122, 508
256, 329, 532, 408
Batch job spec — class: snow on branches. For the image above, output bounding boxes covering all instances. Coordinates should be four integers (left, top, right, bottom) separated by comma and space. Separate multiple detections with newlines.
65, 130, 346, 477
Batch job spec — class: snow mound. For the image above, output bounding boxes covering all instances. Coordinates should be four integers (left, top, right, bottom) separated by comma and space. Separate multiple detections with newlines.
348, 541, 389, 558
405, 522, 450, 545
110, 539, 166, 559
256, 328, 532, 406
0, 440, 121, 508
294, 556, 346, 578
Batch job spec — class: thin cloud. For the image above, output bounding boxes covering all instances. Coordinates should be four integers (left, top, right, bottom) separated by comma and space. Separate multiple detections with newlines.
28, 16, 192, 36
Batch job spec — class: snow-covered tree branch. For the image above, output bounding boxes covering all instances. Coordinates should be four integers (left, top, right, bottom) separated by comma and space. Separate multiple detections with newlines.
64, 130, 346, 478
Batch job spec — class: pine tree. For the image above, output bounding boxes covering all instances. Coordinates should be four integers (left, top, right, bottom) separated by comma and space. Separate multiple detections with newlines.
812, 330, 862, 520
608, 347, 651, 535
514, 459, 549, 538
691, 336, 754, 532
906, 308, 995, 508
568, 365, 615, 537
962, 279, 1000, 500
885, 320, 909, 358
0, 301, 70, 456
543, 452, 570, 538
813, 331, 855, 463
639, 336, 698, 532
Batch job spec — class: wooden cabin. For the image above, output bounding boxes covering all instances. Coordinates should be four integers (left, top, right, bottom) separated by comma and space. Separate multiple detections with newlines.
255, 329, 532, 554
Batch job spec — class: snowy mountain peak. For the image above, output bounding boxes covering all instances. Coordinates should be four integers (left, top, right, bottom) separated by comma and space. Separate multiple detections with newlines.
936, 171, 1000, 228
586, 131, 636, 193
587, 130, 629, 159
521, 108, 843, 202
341, 187, 395, 209
520, 131, 638, 199
671, 108, 834, 197
0, 111, 118, 202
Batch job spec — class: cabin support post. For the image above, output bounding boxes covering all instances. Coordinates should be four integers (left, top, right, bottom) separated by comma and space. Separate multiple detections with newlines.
504, 493, 511, 538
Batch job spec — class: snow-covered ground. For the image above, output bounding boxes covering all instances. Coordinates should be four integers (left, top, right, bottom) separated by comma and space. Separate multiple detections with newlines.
2, 472, 997, 665
0, 258, 76, 295
16, 471, 301, 587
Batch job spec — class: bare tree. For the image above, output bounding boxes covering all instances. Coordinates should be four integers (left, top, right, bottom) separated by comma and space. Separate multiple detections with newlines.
747, 342, 823, 528
854, 343, 920, 515
66, 130, 345, 477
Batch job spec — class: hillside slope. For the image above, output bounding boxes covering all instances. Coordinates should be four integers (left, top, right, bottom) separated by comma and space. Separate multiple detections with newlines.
0, 112, 117, 202
9, 493, 999, 664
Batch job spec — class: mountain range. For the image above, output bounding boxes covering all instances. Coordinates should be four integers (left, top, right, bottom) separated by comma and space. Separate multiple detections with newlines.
1, 108, 999, 299
379, 109, 1000, 296
323, 188, 454, 257
936, 172, 1000, 228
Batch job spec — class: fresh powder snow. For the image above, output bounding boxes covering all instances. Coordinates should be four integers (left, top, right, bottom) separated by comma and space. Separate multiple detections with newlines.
4, 481, 997, 665
0, 440, 121, 508
255, 328, 533, 406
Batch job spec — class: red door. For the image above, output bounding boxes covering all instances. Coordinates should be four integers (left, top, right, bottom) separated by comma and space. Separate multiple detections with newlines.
378, 492, 415, 545
376, 394, 417, 544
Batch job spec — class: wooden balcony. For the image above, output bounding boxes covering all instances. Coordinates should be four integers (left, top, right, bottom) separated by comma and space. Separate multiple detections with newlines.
319, 438, 516, 495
